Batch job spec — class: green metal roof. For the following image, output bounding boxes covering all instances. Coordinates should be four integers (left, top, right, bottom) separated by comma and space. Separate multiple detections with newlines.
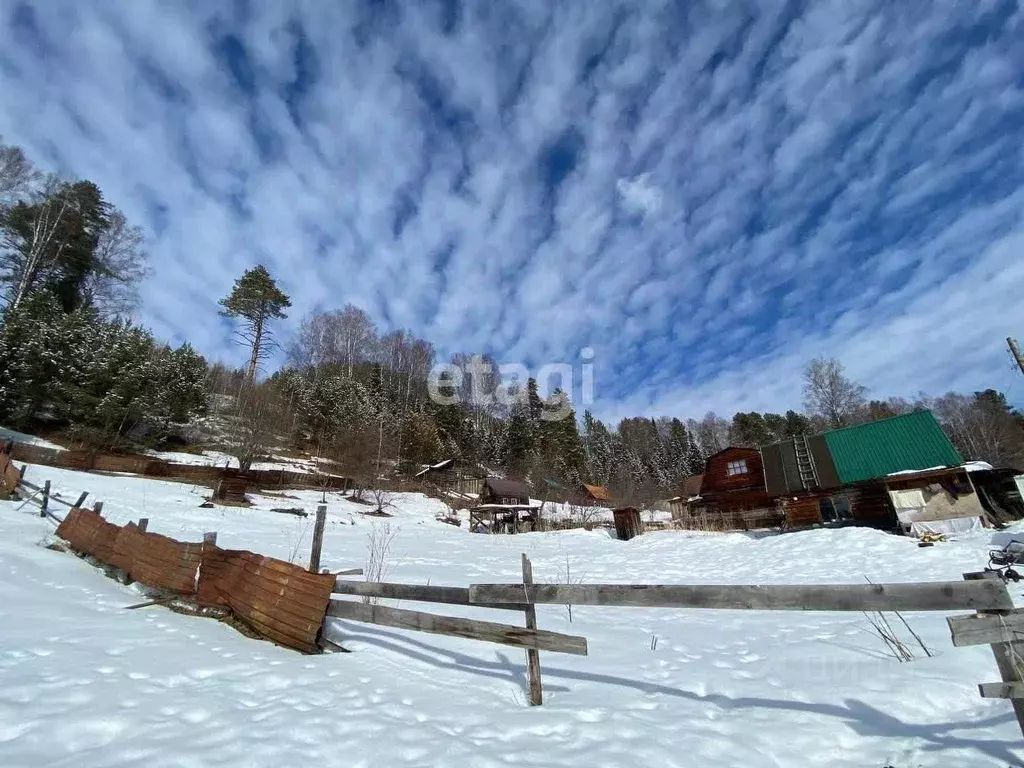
823, 410, 963, 484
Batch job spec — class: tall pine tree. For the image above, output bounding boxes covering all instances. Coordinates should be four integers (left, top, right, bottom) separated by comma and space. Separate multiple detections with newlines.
219, 265, 291, 379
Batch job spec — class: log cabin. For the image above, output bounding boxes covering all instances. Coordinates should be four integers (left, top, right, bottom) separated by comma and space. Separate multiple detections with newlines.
684, 447, 781, 529
682, 410, 984, 536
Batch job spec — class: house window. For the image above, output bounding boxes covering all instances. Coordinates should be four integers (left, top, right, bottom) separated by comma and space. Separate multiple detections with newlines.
726, 460, 749, 476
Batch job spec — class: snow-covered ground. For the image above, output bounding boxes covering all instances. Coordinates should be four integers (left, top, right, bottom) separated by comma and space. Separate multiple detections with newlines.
0, 427, 65, 450
1, 462, 1023, 766
145, 448, 339, 475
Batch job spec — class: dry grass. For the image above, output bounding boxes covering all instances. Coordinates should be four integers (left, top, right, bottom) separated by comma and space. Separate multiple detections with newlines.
364, 521, 399, 605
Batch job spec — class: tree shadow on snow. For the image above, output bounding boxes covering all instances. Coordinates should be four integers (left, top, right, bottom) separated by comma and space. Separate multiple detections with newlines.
331, 621, 1022, 765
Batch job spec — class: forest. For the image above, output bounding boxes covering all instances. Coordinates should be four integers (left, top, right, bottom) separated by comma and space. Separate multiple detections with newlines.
3, 137, 1023, 502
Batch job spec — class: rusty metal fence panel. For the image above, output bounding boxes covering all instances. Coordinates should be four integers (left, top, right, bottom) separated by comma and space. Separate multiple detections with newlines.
196, 547, 253, 607
55, 512, 333, 652
129, 531, 204, 594
227, 555, 335, 652
55, 507, 121, 562
108, 521, 144, 573
1, 452, 21, 494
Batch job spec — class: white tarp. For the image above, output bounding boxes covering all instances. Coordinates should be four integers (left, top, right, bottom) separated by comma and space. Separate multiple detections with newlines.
890, 489, 927, 524
890, 489, 925, 508
909, 516, 984, 538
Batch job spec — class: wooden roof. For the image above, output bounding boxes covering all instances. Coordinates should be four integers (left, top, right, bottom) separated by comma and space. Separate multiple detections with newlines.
582, 483, 612, 501
483, 477, 532, 498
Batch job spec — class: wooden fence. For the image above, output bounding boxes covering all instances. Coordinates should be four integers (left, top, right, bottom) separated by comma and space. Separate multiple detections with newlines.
327, 555, 588, 706
463, 575, 1023, 733
5, 441, 351, 492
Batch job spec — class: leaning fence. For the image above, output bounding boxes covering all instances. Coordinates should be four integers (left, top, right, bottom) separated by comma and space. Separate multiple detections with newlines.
4, 440, 352, 492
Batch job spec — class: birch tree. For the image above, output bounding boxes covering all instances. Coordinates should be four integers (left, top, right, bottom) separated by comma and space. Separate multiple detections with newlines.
802, 357, 868, 429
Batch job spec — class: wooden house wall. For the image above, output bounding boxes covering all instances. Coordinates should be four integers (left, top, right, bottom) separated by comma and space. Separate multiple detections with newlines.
479, 487, 530, 505
701, 448, 766, 494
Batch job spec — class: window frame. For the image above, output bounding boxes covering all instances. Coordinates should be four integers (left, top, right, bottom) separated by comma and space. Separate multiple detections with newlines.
726, 459, 749, 477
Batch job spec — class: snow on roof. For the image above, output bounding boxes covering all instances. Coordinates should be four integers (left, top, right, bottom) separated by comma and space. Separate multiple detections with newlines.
472, 503, 541, 510
887, 465, 947, 476
414, 458, 455, 477
962, 461, 994, 473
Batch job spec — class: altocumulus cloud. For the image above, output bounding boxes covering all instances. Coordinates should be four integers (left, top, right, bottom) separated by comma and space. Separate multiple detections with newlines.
1, 0, 1023, 422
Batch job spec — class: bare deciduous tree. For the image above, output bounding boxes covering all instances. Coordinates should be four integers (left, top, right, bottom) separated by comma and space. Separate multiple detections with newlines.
80, 210, 150, 318
927, 390, 1024, 466
225, 383, 287, 471
0, 141, 37, 202
802, 357, 868, 429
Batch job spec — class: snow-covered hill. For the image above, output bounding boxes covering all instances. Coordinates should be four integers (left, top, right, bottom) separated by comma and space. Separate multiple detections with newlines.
1, 462, 1022, 766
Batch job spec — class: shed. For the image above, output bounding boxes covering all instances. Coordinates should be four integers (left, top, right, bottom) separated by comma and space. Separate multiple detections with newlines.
414, 458, 486, 495
215, 477, 248, 503
479, 478, 532, 506
581, 483, 614, 506
612, 507, 644, 541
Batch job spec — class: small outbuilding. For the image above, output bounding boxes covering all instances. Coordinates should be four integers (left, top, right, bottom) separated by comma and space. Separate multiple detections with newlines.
612, 506, 644, 541
470, 478, 538, 534
580, 483, 614, 507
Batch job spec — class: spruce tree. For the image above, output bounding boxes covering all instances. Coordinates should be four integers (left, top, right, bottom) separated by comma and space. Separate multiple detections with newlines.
218, 265, 291, 379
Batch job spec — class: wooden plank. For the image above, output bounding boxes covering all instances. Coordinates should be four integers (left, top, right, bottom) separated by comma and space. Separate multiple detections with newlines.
468, 580, 1014, 612
309, 505, 326, 573
979, 682, 1024, 699
74, 491, 88, 508
522, 553, 542, 706
334, 568, 363, 577
326, 599, 588, 656
964, 572, 1024, 736
331, 580, 528, 611
948, 611, 1024, 647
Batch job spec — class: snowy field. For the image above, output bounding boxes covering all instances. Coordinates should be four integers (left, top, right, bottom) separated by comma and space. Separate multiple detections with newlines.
0, 427, 65, 450
1, 463, 1023, 767
145, 447, 346, 476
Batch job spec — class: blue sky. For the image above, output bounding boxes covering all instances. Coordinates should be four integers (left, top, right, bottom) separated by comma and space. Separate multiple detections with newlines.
2, 0, 1024, 423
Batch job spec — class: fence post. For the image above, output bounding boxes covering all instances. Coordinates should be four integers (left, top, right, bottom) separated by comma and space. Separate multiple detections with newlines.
73, 491, 88, 508
203, 532, 218, 547
18, 464, 26, 481
137, 518, 149, 532
92, 501, 104, 515
310, 505, 327, 573
964, 571, 1024, 737
522, 553, 543, 706
40, 480, 50, 518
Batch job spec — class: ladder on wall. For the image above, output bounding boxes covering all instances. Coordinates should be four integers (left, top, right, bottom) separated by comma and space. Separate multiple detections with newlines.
794, 435, 820, 490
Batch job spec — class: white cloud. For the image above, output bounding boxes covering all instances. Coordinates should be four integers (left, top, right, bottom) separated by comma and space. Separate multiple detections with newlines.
0, 0, 1022, 423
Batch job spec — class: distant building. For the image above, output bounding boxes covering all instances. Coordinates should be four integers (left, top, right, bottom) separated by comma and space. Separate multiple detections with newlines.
413, 458, 486, 495
478, 478, 532, 506
579, 483, 614, 507
668, 474, 703, 517
680, 410, 990, 535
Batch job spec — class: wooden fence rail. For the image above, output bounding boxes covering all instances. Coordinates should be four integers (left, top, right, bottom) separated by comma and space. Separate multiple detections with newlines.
326, 599, 587, 656
331, 580, 529, 611
467, 580, 1014, 612
467, 574, 1023, 734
